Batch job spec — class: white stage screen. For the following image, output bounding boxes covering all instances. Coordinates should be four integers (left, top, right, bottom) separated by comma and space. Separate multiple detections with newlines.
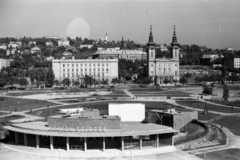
108, 103, 145, 122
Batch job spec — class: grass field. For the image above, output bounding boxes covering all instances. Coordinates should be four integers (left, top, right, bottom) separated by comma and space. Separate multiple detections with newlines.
0, 97, 58, 112
213, 116, 240, 136
129, 90, 190, 97
0, 112, 8, 116
198, 112, 221, 121
206, 99, 240, 108
26, 101, 188, 118
196, 149, 240, 160
176, 101, 240, 113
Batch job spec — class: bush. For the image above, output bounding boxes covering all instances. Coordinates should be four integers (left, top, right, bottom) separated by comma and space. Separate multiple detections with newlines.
202, 85, 213, 95
174, 120, 209, 145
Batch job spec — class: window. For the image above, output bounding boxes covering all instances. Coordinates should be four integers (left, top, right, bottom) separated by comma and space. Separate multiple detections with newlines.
72, 69, 74, 71
106, 68, 108, 71
102, 68, 104, 71
76, 64, 78, 67
85, 68, 87, 71
85, 64, 87, 67
151, 51, 153, 57
89, 64, 91, 67
63, 64, 65, 67
72, 64, 74, 67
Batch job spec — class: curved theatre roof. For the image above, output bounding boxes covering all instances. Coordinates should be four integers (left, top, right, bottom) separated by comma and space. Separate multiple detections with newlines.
4, 121, 178, 137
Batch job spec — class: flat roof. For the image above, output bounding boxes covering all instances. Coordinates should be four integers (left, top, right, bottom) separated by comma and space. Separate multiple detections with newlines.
50, 115, 120, 120
4, 121, 178, 137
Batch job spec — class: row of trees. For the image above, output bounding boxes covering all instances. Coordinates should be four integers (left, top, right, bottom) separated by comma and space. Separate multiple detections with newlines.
60, 76, 121, 88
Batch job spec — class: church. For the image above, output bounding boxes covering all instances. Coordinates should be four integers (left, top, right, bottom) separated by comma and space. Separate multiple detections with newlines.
146, 25, 180, 85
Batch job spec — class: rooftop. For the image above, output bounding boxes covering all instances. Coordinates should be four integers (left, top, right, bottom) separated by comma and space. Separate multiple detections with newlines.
4, 121, 177, 137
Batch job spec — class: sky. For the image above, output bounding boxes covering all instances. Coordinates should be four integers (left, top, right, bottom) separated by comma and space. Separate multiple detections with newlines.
0, 0, 240, 50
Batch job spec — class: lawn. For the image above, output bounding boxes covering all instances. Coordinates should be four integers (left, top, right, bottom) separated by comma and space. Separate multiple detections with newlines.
213, 116, 240, 136
206, 99, 240, 108
196, 149, 240, 160
129, 90, 190, 97
0, 112, 9, 116
198, 112, 221, 121
26, 101, 188, 118
0, 97, 58, 112
176, 101, 240, 113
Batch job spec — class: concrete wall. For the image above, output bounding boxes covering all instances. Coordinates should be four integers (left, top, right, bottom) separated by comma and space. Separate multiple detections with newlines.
109, 103, 145, 122
148, 110, 198, 130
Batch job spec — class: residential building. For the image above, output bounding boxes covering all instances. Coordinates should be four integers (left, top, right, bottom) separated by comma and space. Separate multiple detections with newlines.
80, 44, 93, 49
202, 54, 222, 65
31, 47, 41, 54
225, 54, 240, 69
45, 42, 53, 46
0, 58, 10, 69
0, 44, 7, 50
92, 49, 147, 61
52, 57, 118, 83
29, 41, 36, 45
8, 42, 20, 49
146, 25, 180, 85
58, 39, 70, 47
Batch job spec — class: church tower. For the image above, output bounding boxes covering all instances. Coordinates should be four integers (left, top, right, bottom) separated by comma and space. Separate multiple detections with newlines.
171, 25, 180, 59
147, 25, 156, 78
120, 36, 124, 50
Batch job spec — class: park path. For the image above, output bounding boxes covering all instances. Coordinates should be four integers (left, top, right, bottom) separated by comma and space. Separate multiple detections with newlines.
188, 127, 240, 155
122, 89, 136, 99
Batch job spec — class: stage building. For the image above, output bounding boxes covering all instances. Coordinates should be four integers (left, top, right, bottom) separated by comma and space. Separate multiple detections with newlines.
4, 108, 178, 151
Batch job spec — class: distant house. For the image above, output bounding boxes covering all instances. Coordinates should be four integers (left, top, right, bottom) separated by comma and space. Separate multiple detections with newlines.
58, 39, 70, 47
225, 54, 240, 69
80, 44, 93, 49
46, 56, 54, 61
0, 44, 7, 50
62, 51, 72, 56
160, 44, 168, 52
31, 47, 41, 54
8, 42, 20, 49
202, 54, 223, 65
6, 49, 17, 55
45, 42, 53, 46
29, 41, 36, 46
199, 46, 208, 51
0, 58, 11, 70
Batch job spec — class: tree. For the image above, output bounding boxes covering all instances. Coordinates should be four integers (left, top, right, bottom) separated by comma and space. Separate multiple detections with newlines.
73, 81, 80, 87
83, 75, 94, 87
46, 68, 55, 87
0, 78, 7, 88
7, 77, 18, 87
194, 76, 202, 84
202, 85, 213, 95
179, 76, 188, 85
223, 85, 229, 101
62, 78, 70, 87
54, 80, 59, 86
19, 78, 28, 88
111, 78, 119, 85
163, 78, 170, 84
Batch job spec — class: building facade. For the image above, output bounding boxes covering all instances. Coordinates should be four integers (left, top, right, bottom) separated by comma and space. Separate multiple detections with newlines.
146, 26, 180, 85
92, 49, 147, 61
225, 54, 240, 69
0, 58, 10, 70
4, 108, 177, 151
52, 58, 118, 83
